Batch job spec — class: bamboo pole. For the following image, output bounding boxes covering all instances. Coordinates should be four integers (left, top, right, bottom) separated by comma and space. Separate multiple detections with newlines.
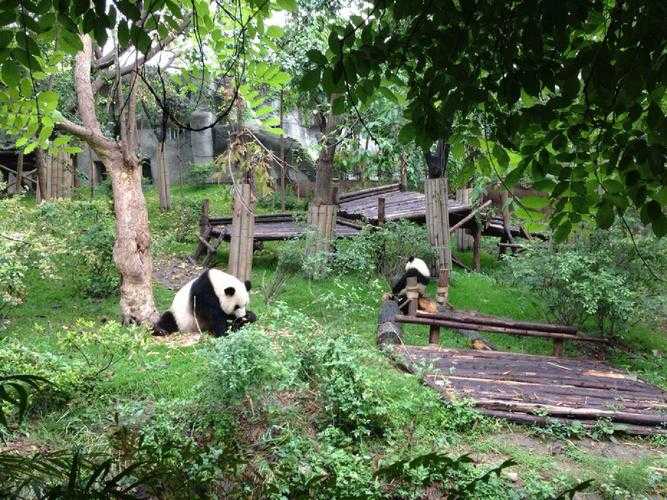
449, 199, 492, 233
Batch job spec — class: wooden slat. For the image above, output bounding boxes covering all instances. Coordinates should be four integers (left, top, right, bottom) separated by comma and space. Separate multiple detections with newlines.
390, 345, 667, 434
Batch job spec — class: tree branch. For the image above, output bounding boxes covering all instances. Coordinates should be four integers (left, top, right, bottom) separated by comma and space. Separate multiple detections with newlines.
75, 35, 104, 136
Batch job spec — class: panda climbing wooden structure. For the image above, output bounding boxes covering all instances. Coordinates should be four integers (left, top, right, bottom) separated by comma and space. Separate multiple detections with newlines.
154, 269, 256, 337
391, 257, 432, 314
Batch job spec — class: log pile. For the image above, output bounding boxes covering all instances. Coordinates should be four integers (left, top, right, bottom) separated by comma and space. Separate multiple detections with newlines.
392, 345, 667, 435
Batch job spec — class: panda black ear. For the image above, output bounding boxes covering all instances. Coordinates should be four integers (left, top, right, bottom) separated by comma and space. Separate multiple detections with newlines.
244, 280, 252, 291
408, 256, 415, 262
224, 286, 236, 296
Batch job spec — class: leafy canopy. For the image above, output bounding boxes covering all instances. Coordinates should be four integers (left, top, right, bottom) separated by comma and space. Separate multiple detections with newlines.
302, 0, 667, 239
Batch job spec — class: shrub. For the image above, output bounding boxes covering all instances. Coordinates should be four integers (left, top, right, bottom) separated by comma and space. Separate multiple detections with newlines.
503, 221, 666, 336
274, 226, 333, 281
172, 198, 202, 243
334, 221, 436, 281
77, 222, 119, 298
188, 161, 215, 185
205, 326, 293, 405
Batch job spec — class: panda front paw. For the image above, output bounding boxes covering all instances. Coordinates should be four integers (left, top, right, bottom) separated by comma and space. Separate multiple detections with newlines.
231, 310, 257, 332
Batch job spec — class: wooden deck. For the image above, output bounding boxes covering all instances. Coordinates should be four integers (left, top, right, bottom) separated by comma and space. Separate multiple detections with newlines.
210, 218, 360, 241
392, 345, 667, 435
338, 184, 471, 225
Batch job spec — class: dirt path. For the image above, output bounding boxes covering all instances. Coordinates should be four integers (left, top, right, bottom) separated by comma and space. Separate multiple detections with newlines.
153, 257, 205, 290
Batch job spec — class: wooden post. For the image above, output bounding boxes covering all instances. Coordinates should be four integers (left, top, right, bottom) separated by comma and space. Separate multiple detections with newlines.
228, 183, 255, 281
456, 188, 473, 250
406, 276, 419, 317
436, 268, 449, 307
377, 196, 386, 226
553, 339, 564, 357
473, 226, 481, 272
15, 152, 23, 193
400, 154, 407, 189
425, 177, 452, 271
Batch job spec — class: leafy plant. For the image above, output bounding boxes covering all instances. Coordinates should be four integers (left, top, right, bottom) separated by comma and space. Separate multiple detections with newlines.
334, 220, 436, 282
0, 374, 50, 430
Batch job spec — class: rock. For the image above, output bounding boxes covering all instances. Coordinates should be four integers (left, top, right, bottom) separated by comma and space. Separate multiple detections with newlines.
503, 471, 519, 482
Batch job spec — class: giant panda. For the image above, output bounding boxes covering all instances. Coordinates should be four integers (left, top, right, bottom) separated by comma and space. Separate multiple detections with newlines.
154, 269, 256, 337
391, 257, 431, 313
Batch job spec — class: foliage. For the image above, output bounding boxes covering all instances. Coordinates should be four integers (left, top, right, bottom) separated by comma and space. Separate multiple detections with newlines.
171, 197, 203, 244
304, 2, 667, 239
275, 225, 334, 280
504, 221, 666, 335
334, 220, 436, 282
188, 161, 215, 185
0, 374, 50, 431
205, 326, 293, 405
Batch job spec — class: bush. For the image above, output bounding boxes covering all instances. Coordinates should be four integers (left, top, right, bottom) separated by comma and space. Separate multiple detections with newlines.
275, 226, 333, 281
172, 198, 202, 243
188, 161, 215, 185
503, 221, 667, 336
334, 221, 436, 281
205, 326, 293, 405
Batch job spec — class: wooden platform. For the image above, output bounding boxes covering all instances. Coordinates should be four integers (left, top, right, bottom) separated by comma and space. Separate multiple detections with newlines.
392, 345, 667, 435
338, 184, 545, 240
338, 183, 471, 225
210, 218, 360, 241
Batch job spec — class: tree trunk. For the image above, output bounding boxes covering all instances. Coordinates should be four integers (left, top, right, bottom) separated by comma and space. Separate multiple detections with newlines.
313, 98, 338, 206
57, 34, 157, 325
157, 141, 171, 210
105, 147, 158, 324
279, 89, 286, 211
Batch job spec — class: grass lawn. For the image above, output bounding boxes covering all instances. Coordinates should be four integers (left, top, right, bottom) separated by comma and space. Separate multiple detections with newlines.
1, 184, 665, 498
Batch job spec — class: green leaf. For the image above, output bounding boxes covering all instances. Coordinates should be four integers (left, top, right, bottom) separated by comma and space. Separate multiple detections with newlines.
1, 59, 19, 86
118, 21, 130, 47
493, 144, 510, 168
332, 95, 346, 115
652, 214, 667, 238
504, 163, 526, 186
398, 123, 416, 144
553, 220, 572, 242
306, 49, 327, 66
276, 0, 296, 11
38, 90, 58, 111
266, 25, 283, 38
299, 68, 321, 91
654, 187, 667, 205
595, 200, 614, 229
0, 30, 12, 49
378, 86, 397, 102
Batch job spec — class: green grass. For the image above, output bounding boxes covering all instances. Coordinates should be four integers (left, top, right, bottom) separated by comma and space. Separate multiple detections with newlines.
1, 184, 665, 497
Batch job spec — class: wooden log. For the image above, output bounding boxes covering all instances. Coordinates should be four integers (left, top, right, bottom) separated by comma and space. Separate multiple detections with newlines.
395, 315, 607, 343
377, 196, 385, 226
406, 276, 419, 317
228, 184, 255, 281
469, 399, 667, 426
451, 254, 469, 271
475, 409, 666, 436
338, 183, 401, 202
449, 199, 492, 234
15, 152, 23, 193
455, 188, 473, 250
377, 299, 402, 345
436, 268, 449, 307
416, 309, 579, 335
473, 226, 481, 271
429, 324, 440, 344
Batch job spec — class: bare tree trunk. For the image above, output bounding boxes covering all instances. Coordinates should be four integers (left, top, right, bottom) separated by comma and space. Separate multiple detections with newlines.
58, 35, 157, 325
279, 89, 286, 211
157, 141, 171, 210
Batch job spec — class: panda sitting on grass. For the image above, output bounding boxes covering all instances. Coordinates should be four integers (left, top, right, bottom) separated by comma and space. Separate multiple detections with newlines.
154, 269, 256, 337
390, 257, 431, 313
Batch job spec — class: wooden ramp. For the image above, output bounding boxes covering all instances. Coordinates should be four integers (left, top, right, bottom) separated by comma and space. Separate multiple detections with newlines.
393, 345, 667, 435
210, 217, 360, 241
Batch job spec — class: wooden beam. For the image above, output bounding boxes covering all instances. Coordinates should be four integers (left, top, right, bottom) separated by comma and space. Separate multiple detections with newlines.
449, 199, 492, 233
377, 196, 385, 225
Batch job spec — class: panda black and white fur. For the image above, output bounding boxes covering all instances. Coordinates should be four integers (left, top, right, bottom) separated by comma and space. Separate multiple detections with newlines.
391, 257, 431, 313
154, 269, 256, 337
